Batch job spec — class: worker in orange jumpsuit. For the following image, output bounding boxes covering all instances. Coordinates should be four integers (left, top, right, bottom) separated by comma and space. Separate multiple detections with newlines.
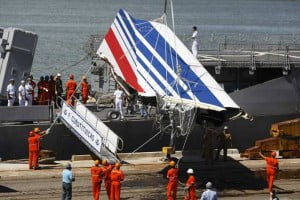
28, 128, 48, 169
66, 74, 77, 106
166, 160, 179, 200
91, 160, 104, 200
80, 76, 89, 104
110, 162, 124, 200
184, 168, 197, 200
101, 159, 114, 199
48, 75, 56, 104
259, 151, 279, 198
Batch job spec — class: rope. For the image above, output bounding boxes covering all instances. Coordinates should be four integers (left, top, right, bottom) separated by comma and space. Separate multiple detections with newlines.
125, 125, 171, 159
57, 55, 88, 73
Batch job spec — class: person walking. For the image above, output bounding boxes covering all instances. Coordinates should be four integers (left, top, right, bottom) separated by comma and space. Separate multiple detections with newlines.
191, 26, 198, 57
259, 151, 279, 199
110, 162, 124, 200
114, 85, 124, 119
25, 78, 34, 106
216, 126, 232, 161
200, 182, 218, 200
184, 168, 197, 200
28, 127, 48, 169
66, 74, 77, 106
80, 76, 89, 104
91, 160, 104, 200
18, 80, 26, 106
55, 73, 63, 107
101, 160, 114, 199
166, 160, 179, 200
6, 78, 16, 106
62, 163, 75, 200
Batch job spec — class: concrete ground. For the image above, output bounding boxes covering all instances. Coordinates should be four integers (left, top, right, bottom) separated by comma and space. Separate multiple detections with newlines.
0, 152, 300, 199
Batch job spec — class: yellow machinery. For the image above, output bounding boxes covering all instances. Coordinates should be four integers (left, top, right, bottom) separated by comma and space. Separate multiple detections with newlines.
241, 118, 300, 159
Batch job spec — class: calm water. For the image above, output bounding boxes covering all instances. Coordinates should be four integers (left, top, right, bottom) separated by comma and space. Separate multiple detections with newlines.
1, 0, 300, 81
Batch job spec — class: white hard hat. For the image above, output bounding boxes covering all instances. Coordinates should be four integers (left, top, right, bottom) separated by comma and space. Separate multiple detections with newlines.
224, 126, 228, 130
187, 168, 194, 174
21, 80, 25, 84
206, 181, 213, 189
57, 73, 61, 77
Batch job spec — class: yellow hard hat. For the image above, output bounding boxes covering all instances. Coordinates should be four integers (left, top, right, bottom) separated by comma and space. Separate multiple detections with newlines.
169, 161, 176, 167
115, 162, 121, 169
102, 160, 108, 165
94, 160, 100, 165
33, 127, 40, 133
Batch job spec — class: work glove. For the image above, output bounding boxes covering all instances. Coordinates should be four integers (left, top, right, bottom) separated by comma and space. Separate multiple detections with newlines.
45, 128, 50, 135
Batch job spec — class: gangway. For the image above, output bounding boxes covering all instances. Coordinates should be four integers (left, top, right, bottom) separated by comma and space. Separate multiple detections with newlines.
59, 99, 123, 162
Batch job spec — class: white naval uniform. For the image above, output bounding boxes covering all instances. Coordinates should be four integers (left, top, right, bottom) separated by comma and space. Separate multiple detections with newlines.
114, 89, 124, 118
18, 85, 26, 106
25, 83, 33, 106
6, 83, 16, 106
191, 30, 198, 57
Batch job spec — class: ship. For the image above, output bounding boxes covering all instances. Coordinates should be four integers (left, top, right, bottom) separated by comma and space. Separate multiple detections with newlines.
1, 2, 300, 161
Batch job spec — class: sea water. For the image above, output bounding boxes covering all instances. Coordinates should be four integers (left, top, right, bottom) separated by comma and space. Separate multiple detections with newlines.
0, 0, 300, 82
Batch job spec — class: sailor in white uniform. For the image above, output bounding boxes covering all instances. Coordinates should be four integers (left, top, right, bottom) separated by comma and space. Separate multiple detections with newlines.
18, 80, 26, 106
25, 78, 34, 106
6, 78, 16, 106
114, 85, 124, 119
191, 26, 198, 58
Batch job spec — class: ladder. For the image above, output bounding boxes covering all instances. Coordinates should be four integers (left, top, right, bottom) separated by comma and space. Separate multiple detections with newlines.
59, 99, 123, 162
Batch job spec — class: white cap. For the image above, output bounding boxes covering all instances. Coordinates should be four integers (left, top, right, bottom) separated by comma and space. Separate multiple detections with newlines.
57, 73, 61, 77
21, 80, 25, 84
187, 168, 194, 174
224, 126, 228, 130
206, 181, 212, 189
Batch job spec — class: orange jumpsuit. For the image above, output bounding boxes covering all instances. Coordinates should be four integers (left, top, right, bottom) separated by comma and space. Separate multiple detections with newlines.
265, 157, 279, 192
81, 81, 89, 104
66, 79, 77, 106
166, 167, 179, 200
184, 175, 197, 200
28, 133, 40, 169
91, 166, 103, 200
102, 164, 114, 198
110, 169, 124, 200
43, 81, 50, 105
48, 79, 56, 103
37, 81, 45, 105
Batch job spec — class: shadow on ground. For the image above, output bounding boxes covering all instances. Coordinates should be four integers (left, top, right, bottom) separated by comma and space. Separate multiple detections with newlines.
0, 185, 17, 193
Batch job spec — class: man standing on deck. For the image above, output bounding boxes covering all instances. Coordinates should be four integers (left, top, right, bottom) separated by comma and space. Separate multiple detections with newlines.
184, 168, 197, 200
114, 85, 124, 119
215, 126, 232, 161
110, 162, 124, 200
166, 160, 179, 200
191, 26, 198, 58
66, 74, 77, 106
80, 76, 89, 104
18, 80, 26, 106
91, 160, 103, 200
101, 159, 114, 199
55, 73, 63, 107
62, 163, 75, 200
28, 75, 36, 101
49, 75, 56, 105
259, 151, 279, 199
28, 127, 49, 169
25, 78, 34, 106
6, 78, 16, 106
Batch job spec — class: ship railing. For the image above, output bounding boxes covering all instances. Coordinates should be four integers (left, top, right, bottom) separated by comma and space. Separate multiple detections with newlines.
57, 96, 124, 155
